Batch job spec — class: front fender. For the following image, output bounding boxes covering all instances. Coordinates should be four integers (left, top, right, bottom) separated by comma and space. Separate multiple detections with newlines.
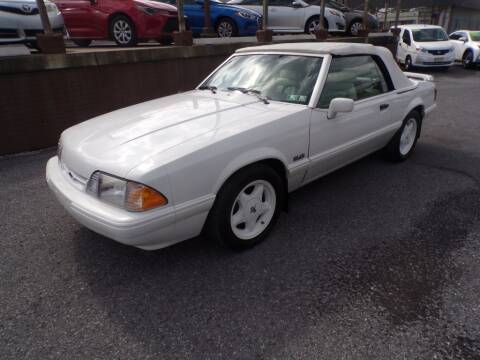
212, 147, 289, 194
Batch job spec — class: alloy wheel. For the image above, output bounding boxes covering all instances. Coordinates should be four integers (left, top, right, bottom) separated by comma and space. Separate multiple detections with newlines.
308, 19, 320, 34
350, 21, 362, 36
230, 180, 276, 240
217, 21, 233, 38
399, 118, 418, 155
113, 19, 132, 45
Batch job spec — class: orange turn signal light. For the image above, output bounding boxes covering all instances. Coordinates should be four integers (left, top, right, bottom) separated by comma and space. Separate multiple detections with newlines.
126, 183, 168, 212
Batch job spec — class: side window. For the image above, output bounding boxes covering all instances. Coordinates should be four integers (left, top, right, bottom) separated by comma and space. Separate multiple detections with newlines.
402, 30, 411, 45
317, 56, 390, 109
449, 32, 460, 40
243, 0, 262, 4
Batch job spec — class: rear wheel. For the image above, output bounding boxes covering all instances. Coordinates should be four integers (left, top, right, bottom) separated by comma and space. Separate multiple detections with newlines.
384, 110, 421, 162
404, 55, 413, 71
463, 50, 475, 69
215, 18, 237, 38
110, 15, 137, 46
72, 39, 92, 47
206, 164, 285, 249
305, 16, 329, 34
348, 20, 362, 36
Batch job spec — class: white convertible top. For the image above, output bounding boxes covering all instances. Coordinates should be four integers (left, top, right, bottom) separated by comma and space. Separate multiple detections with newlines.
236, 42, 415, 91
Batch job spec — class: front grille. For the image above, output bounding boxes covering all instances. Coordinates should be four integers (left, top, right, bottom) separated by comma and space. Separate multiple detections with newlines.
0, 28, 19, 39
24, 27, 63, 37
428, 49, 449, 55
163, 17, 179, 33
0, 5, 39, 15
336, 23, 345, 30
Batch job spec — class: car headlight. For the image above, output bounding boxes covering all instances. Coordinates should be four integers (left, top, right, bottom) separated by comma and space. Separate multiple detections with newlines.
328, 10, 340, 17
235, 11, 256, 20
135, 4, 170, 15
46, 3, 60, 15
86, 171, 168, 211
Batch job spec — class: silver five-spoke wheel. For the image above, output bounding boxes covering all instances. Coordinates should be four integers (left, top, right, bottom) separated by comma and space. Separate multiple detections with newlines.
230, 180, 276, 240
399, 118, 418, 156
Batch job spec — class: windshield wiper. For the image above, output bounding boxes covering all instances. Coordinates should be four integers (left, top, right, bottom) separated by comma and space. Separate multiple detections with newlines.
227, 87, 270, 104
198, 85, 217, 94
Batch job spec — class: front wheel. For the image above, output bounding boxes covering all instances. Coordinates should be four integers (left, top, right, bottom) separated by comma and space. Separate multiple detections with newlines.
206, 164, 285, 249
404, 55, 413, 71
215, 18, 237, 38
384, 110, 421, 162
463, 50, 475, 69
110, 15, 137, 47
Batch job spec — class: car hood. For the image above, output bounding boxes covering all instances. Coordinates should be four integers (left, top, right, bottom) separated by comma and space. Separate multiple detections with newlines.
60, 91, 274, 179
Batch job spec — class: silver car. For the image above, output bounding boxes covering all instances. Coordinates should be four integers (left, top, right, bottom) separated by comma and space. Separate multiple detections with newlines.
0, 0, 64, 45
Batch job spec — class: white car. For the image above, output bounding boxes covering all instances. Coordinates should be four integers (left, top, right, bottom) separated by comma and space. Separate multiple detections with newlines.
46, 42, 436, 251
226, 0, 346, 34
449, 30, 480, 69
0, 0, 64, 45
396, 25, 455, 70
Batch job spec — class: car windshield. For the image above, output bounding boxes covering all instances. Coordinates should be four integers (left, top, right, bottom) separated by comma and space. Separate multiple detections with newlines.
202, 54, 323, 105
412, 28, 448, 42
470, 31, 480, 41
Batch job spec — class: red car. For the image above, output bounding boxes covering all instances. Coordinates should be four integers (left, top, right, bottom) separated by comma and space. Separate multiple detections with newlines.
54, 0, 179, 46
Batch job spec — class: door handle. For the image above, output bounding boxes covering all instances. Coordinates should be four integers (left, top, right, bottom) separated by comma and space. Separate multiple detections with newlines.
380, 104, 389, 111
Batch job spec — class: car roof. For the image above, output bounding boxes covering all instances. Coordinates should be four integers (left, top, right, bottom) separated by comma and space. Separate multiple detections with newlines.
235, 42, 416, 91
236, 42, 379, 56
397, 24, 444, 30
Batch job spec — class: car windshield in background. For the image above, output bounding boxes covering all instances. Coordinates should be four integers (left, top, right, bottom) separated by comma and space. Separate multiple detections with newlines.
470, 31, 480, 41
412, 28, 448, 42
203, 54, 323, 105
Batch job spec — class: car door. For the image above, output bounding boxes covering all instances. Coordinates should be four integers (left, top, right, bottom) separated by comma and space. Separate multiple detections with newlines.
268, 0, 305, 31
54, 0, 103, 37
449, 31, 465, 60
397, 29, 412, 63
182, 0, 205, 34
306, 55, 396, 182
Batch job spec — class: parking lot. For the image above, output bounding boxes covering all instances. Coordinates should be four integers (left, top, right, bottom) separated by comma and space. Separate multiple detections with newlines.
1, 65, 480, 359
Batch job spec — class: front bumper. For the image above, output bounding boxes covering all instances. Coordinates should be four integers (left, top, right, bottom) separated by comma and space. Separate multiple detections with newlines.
413, 52, 455, 67
46, 157, 212, 250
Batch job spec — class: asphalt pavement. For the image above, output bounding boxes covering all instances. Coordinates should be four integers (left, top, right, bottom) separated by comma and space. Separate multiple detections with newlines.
1, 65, 480, 359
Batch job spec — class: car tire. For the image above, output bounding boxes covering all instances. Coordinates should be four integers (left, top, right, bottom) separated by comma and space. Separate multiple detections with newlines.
110, 15, 137, 47
404, 55, 413, 71
215, 18, 238, 38
72, 39, 92, 47
348, 19, 362, 36
305, 16, 329, 34
206, 164, 285, 249
462, 50, 475, 69
384, 110, 421, 162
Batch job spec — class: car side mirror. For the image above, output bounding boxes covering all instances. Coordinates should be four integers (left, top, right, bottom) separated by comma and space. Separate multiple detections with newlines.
292, 1, 302, 8
459, 36, 467, 42
327, 98, 354, 119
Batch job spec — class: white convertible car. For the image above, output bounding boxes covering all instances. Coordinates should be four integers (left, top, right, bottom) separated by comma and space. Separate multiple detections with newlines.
46, 42, 436, 250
